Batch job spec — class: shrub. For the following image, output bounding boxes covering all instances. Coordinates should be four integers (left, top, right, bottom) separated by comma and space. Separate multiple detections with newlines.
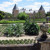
0, 20, 25, 24
20, 39, 24, 44
48, 28, 50, 34
0, 39, 34, 44
4, 23, 24, 37
0, 14, 4, 20
17, 12, 29, 20
24, 20, 39, 35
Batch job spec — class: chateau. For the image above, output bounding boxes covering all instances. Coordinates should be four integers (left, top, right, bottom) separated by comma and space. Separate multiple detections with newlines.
12, 4, 45, 18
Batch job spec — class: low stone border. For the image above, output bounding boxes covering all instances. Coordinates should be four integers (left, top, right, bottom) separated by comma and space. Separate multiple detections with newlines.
0, 43, 41, 50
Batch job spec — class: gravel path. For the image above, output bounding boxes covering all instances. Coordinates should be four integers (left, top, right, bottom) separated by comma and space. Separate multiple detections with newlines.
0, 36, 37, 40
0, 35, 49, 40
0, 23, 50, 25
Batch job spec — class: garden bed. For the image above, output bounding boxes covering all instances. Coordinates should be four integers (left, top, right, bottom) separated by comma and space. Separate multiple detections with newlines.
0, 39, 34, 44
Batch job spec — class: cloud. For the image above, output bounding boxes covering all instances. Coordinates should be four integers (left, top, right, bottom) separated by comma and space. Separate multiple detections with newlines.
27, 0, 34, 1
11, 0, 22, 3
0, 0, 50, 13
34, 2, 50, 6
0, 2, 13, 8
34, 2, 50, 12
0, 1, 14, 13
11, 0, 22, 2
24, 2, 50, 12
0, 0, 22, 13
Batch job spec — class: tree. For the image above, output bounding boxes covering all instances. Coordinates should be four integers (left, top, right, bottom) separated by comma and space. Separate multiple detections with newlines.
46, 12, 50, 16
0, 14, 4, 20
5, 12, 12, 18
0, 11, 5, 20
17, 12, 29, 20
0, 11, 12, 19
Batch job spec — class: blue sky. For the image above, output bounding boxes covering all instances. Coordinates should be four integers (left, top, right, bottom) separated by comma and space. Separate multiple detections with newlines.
0, 0, 50, 13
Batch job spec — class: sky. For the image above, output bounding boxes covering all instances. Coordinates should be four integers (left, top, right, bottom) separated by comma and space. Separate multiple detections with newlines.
0, 0, 50, 13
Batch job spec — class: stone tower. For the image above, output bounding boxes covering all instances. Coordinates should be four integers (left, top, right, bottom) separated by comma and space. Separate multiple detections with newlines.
38, 5, 45, 18
12, 4, 19, 17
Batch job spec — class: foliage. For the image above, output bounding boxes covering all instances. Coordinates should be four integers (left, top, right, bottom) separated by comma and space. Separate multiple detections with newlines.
17, 12, 29, 20
48, 28, 50, 34
0, 10, 12, 20
0, 14, 4, 20
0, 11, 5, 20
4, 12, 12, 18
46, 12, 50, 16
24, 19, 39, 35
0, 20, 25, 24
0, 24, 9, 36
33, 18, 46, 23
0, 39, 34, 44
4, 23, 24, 37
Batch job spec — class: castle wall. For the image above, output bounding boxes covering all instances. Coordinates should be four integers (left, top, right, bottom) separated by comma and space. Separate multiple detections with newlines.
12, 10, 19, 17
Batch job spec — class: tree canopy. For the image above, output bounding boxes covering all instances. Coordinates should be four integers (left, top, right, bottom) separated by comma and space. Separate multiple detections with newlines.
17, 12, 29, 20
0, 10, 12, 20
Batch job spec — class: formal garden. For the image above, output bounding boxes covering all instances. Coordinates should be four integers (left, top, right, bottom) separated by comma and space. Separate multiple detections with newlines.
0, 10, 50, 24
0, 10, 50, 37
0, 10, 50, 50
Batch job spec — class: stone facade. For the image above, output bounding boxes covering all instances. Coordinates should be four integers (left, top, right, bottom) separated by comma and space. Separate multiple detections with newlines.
12, 10, 19, 17
12, 4, 19, 17
38, 5, 46, 18
41, 42, 50, 50
41, 38, 50, 50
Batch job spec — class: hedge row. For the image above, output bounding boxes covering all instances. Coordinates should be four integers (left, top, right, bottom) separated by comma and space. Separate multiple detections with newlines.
0, 39, 34, 44
0, 20, 25, 24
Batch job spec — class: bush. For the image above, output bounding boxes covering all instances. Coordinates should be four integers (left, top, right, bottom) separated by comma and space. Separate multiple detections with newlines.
0, 14, 4, 20
17, 12, 29, 20
0, 39, 34, 44
0, 20, 25, 24
48, 28, 50, 34
4, 23, 24, 37
24, 20, 39, 35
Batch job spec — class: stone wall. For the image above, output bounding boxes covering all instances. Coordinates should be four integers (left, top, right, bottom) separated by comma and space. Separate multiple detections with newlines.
41, 42, 50, 50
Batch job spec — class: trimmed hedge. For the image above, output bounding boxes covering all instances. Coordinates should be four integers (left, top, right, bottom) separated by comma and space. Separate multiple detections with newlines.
0, 39, 34, 44
0, 20, 25, 24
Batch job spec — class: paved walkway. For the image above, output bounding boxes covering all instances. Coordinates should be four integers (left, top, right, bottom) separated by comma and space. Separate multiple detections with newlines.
0, 35, 49, 40
0, 36, 37, 40
0, 23, 50, 25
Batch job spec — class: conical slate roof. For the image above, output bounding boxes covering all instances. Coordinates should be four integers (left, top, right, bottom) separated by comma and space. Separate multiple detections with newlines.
13, 4, 18, 10
39, 5, 45, 11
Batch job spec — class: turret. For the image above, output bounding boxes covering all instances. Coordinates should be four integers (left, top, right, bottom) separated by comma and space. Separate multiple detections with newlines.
12, 4, 19, 17
38, 5, 45, 18
39, 5, 45, 11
